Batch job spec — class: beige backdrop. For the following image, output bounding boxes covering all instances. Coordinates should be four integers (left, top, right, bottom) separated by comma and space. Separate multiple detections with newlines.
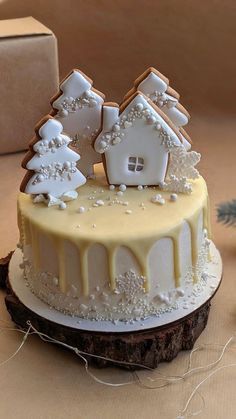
0, 2, 236, 419
0, 0, 236, 115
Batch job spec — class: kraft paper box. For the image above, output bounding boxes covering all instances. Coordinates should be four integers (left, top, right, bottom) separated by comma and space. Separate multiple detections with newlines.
0, 17, 59, 154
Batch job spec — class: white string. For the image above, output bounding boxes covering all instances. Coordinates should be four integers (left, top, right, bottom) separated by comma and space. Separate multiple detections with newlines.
0, 324, 31, 368
0, 320, 236, 418
178, 362, 236, 418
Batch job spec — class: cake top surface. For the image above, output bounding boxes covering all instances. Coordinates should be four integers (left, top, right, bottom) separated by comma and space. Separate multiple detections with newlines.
18, 165, 207, 243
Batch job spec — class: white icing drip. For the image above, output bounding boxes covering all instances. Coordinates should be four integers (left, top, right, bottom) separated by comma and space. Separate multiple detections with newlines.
22, 235, 211, 321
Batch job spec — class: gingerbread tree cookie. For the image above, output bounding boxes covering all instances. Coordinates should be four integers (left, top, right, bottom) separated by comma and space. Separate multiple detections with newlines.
20, 116, 86, 205
51, 69, 105, 178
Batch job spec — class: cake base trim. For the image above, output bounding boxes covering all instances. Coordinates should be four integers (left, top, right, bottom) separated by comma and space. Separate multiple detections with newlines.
3, 245, 222, 369
7, 243, 222, 333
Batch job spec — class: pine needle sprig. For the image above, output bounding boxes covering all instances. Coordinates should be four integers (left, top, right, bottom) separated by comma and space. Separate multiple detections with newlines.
217, 199, 236, 226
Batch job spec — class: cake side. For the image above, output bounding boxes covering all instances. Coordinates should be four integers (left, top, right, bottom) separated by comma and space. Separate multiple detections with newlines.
17, 170, 211, 321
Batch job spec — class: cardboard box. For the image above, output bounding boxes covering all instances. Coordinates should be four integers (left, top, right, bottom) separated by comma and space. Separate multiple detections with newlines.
0, 17, 59, 154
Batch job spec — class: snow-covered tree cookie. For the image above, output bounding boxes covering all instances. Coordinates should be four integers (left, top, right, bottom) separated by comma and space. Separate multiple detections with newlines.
51, 69, 105, 178
20, 116, 86, 206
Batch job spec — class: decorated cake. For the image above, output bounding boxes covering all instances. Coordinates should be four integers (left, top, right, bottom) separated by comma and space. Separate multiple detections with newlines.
16, 67, 219, 328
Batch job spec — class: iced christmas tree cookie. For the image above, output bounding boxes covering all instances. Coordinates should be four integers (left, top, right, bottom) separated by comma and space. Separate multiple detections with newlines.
20, 116, 86, 207
51, 69, 105, 178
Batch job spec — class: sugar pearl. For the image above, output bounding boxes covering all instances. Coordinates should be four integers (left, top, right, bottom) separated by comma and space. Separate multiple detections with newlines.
77, 206, 85, 213
37, 174, 44, 182
116, 191, 123, 196
136, 103, 144, 111
125, 210, 132, 214
59, 202, 67, 210
137, 185, 143, 191
109, 185, 115, 190
119, 184, 127, 192
113, 124, 120, 132
99, 140, 107, 150
96, 200, 105, 206
147, 115, 156, 125
170, 193, 178, 202
60, 109, 69, 117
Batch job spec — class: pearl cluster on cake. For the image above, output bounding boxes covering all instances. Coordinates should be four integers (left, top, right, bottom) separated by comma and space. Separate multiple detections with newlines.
57, 90, 98, 117
97, 102, 177, 153
151, 194, 166, 205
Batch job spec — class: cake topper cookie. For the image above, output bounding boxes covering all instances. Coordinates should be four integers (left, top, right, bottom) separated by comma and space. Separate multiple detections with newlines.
20, 116, 86, 206
124, 67, 192, 151
94, 92, 184, 186
51, 69, 105, 178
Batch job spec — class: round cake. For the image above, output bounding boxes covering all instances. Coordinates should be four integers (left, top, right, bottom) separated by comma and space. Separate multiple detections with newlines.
18, 165, 211, 321
16, 67, 219, 330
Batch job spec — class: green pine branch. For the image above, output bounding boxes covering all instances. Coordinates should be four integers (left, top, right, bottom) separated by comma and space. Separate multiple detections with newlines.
217, 199, 236, 226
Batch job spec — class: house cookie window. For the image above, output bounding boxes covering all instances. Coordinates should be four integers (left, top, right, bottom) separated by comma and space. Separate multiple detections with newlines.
128, 157, 144, 172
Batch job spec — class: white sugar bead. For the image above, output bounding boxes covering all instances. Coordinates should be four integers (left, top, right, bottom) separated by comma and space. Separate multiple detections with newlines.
60, 109, 69, 117
112, 137, 121, 145
147, 115, 157, 125
77, 206, 85, 213
136, 103, 144, 111
125, 210, 132, 214
64, 161, 71, 169
116, 191, 123, 196
100, 140, 107, 149
59, 202, 67, 210
119, 184, 127, 192
137, 185, 143, 191
113, 124, 120, 132
124, 120, 132, 129
96, 200, 105, 206
109, 185, 115, 190
89, 99, 97, 107
170, 193, 178, 202
37, 174, 44, 182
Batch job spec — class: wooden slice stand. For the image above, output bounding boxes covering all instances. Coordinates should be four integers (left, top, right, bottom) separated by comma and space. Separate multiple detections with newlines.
0, 252, 218, 370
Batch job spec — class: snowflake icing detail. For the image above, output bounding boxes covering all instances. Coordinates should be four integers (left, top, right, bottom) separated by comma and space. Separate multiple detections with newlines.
160, 174, 192, 194
115, 270, 145, 302
167, 146, 201, 180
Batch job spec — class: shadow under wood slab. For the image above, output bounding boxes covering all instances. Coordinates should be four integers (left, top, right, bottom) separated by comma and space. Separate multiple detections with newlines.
1, 252, 221, 369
